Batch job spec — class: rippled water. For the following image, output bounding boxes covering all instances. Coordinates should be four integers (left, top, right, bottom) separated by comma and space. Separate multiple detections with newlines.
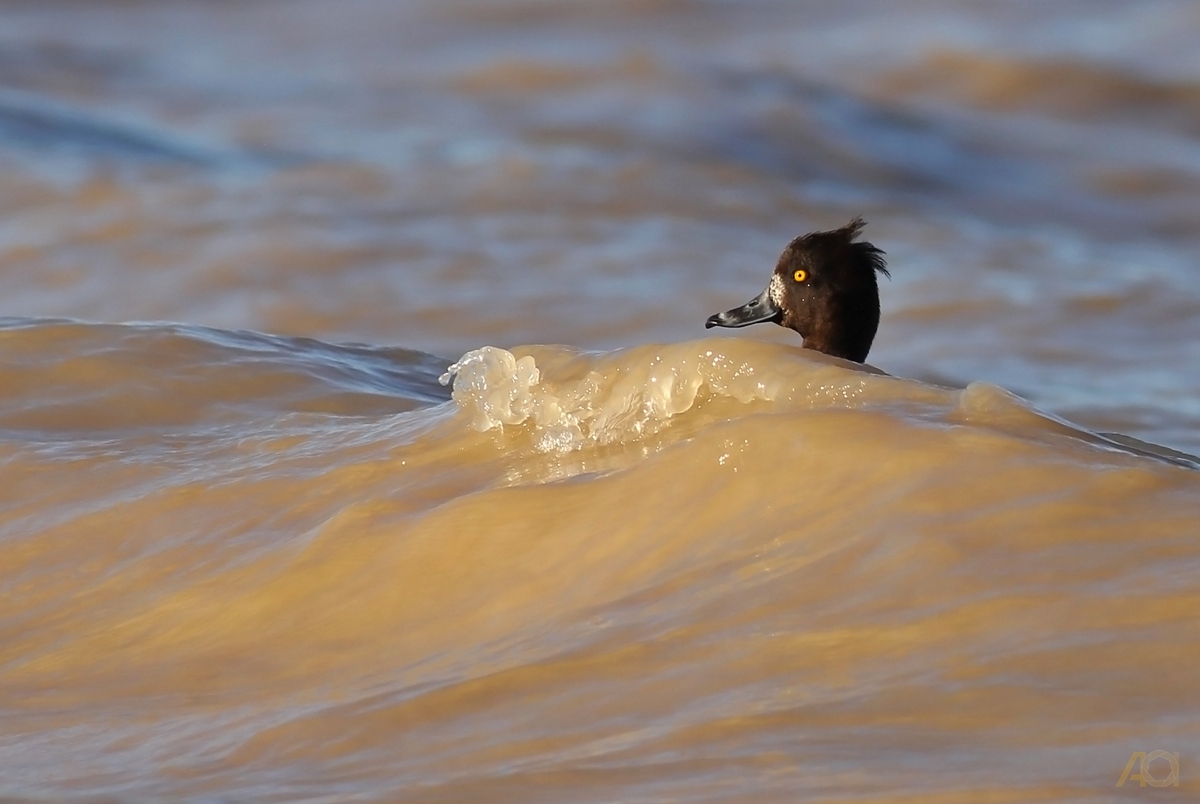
2, 1, 1199, 801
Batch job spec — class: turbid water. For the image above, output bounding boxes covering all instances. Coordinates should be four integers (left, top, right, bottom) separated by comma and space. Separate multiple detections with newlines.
1, 1, 1199, 801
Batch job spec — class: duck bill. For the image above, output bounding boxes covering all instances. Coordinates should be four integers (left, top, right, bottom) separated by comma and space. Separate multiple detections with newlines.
705, 286, 782, 329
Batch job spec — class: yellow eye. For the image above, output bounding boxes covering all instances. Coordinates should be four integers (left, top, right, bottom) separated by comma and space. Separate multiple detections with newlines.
793, 269, 808, 283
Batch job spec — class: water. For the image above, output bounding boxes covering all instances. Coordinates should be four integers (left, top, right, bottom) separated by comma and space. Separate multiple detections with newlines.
1, 1, 1199, 801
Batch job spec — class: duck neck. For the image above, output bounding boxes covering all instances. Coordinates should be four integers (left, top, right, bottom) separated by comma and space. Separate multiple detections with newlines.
801, 298, 878, 363
801, 333, 868, 363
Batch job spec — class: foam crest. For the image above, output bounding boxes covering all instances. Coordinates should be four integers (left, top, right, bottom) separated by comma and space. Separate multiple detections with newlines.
438, 340, 931, 453
439, 346, 545, 431
441, 345, 699, 451
437, 339, 1194, 466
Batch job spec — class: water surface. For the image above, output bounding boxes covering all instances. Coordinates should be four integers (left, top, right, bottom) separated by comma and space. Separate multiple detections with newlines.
1, 1, 1198, 801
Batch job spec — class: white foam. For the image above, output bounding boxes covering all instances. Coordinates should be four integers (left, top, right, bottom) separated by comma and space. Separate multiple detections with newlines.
440, 345, 723, 451
439, 346, 545, 432
439, 340, 1151, 461
439, 341, 917, 453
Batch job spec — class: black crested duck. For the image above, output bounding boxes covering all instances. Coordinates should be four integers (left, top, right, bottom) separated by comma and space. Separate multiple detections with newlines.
706, 218, 889, 363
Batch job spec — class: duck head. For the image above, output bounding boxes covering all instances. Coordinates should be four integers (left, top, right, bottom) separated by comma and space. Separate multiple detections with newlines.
705, 217, 889, 363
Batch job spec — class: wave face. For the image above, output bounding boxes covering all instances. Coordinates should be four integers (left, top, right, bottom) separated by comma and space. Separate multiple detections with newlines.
2, 320, 1197, 802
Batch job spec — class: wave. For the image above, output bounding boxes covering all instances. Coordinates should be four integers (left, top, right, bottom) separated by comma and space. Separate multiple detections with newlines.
3, 325, 1199, 800
0, 318, 450, 434
1, 317, 1191, 468
440, 339, 1198, 472
0, 87, 301, 168
883, 50, 1200, 133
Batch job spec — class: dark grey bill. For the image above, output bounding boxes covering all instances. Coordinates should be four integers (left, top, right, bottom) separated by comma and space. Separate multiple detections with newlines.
705, 286, 782, 329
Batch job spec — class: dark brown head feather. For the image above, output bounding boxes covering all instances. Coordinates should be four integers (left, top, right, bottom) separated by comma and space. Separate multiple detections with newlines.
706, 217, 890, 363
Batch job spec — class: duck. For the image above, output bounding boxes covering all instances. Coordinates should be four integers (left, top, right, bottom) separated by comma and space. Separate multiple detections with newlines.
705, 217, 889, 363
